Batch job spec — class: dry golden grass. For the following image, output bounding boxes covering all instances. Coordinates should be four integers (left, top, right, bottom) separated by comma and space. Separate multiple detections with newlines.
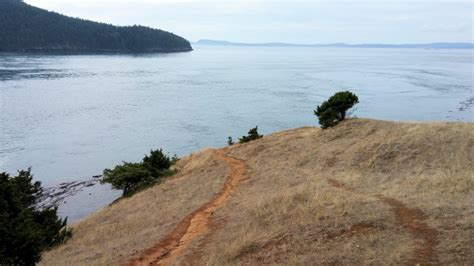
189, 119, 473, 265
41, 119, 473, 265
40, 148, 229, 266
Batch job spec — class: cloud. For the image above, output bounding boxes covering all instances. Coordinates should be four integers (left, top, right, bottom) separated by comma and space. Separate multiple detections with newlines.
421, 22, 471, 33
24, 0, 473, 43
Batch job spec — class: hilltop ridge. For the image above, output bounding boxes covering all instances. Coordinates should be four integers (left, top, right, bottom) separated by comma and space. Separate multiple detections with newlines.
40, 119, 473, 265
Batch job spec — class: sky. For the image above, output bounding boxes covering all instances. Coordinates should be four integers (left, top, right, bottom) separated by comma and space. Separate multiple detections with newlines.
25, 0, 473, 44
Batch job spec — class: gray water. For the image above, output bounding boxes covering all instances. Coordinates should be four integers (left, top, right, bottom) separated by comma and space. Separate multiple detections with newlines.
1, 46, 473, 221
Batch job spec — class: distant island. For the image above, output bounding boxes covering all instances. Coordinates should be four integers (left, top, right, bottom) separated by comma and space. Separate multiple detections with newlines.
196, 39, 474, 49
0, 0, 192, 53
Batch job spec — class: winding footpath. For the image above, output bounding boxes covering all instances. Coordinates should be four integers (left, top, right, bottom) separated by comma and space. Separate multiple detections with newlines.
327, 178, 439, 265
126, 149, 246, 266
125, 148, 438, 265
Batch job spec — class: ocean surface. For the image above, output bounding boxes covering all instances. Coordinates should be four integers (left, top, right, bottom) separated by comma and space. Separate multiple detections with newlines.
1, 45, 473, 221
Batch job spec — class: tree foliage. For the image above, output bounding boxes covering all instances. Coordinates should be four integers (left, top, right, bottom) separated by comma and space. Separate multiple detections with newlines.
0, 0, 192, 53
239, 126, 263, 143
143, 149, 173, 177
102, 149, 175, 196
314, 91, 359, 128
0, 168, 71, 265
102, 163, 151, 196
227, 136, 234, 146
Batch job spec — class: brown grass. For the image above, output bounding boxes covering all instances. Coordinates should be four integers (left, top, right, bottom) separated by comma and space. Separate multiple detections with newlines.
40, 119, 474, 265
127, 149, 247, 265
39, 148, 229, 265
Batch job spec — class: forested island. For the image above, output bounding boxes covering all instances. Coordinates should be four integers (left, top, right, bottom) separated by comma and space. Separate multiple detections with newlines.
0, 0, 192, 53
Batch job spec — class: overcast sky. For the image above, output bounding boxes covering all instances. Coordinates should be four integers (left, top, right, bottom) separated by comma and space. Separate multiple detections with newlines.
25, 0, 473, 44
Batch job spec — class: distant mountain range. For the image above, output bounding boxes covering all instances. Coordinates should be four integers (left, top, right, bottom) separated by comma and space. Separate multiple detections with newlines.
0, 0, 192, 53
196, 39, 474, 49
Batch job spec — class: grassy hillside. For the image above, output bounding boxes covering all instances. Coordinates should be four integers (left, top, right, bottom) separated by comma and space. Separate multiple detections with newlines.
40, 119, 473, 265
0, 0, 192, 53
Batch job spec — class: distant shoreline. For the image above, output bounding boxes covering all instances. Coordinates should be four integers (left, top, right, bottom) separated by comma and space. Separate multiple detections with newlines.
195, 39, 474, 49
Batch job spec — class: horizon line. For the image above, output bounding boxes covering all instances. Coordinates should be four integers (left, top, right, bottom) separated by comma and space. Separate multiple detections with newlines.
193, 39, 474, 48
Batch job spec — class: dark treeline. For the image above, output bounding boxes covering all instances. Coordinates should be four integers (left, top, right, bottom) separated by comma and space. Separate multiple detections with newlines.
0, 0, 192, 53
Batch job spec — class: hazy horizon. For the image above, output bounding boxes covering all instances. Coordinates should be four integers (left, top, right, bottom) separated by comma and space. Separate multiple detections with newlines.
194, 39, 473, 45
24, 0, 473, 44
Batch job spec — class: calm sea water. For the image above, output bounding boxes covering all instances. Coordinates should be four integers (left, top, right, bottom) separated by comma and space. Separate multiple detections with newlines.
1, 46, 473, 220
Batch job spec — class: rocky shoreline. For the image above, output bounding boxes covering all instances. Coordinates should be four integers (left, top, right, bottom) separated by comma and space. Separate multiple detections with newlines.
458, 97, 474, 112
37, 175, 103, 210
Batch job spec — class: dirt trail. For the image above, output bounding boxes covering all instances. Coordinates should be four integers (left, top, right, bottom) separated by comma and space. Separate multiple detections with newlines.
327, 178, 439, 265
126, 149, 246, 266
376, 195, 439, 265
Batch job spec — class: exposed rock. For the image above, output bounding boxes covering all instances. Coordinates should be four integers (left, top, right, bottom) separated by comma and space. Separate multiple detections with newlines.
36, 177, 102, 209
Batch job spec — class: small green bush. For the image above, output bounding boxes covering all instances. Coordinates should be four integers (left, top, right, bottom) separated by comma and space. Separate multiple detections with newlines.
239, 126, 263, 143
102, 149, 175, 196
0, 168, 72, 265
314, 91, 359, 129
143, 149, 172, 177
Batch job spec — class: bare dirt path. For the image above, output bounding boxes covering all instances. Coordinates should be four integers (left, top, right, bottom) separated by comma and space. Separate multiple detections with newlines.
126, 149, 246, 266
327, 178, 439, 265
376, 195, 439, 265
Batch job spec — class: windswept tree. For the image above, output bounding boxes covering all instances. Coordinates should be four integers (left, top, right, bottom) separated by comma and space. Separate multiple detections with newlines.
314, 91, 359, 128
102, 149, 176, 196
0, 168, 71, 265
239, 126, 263, 143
